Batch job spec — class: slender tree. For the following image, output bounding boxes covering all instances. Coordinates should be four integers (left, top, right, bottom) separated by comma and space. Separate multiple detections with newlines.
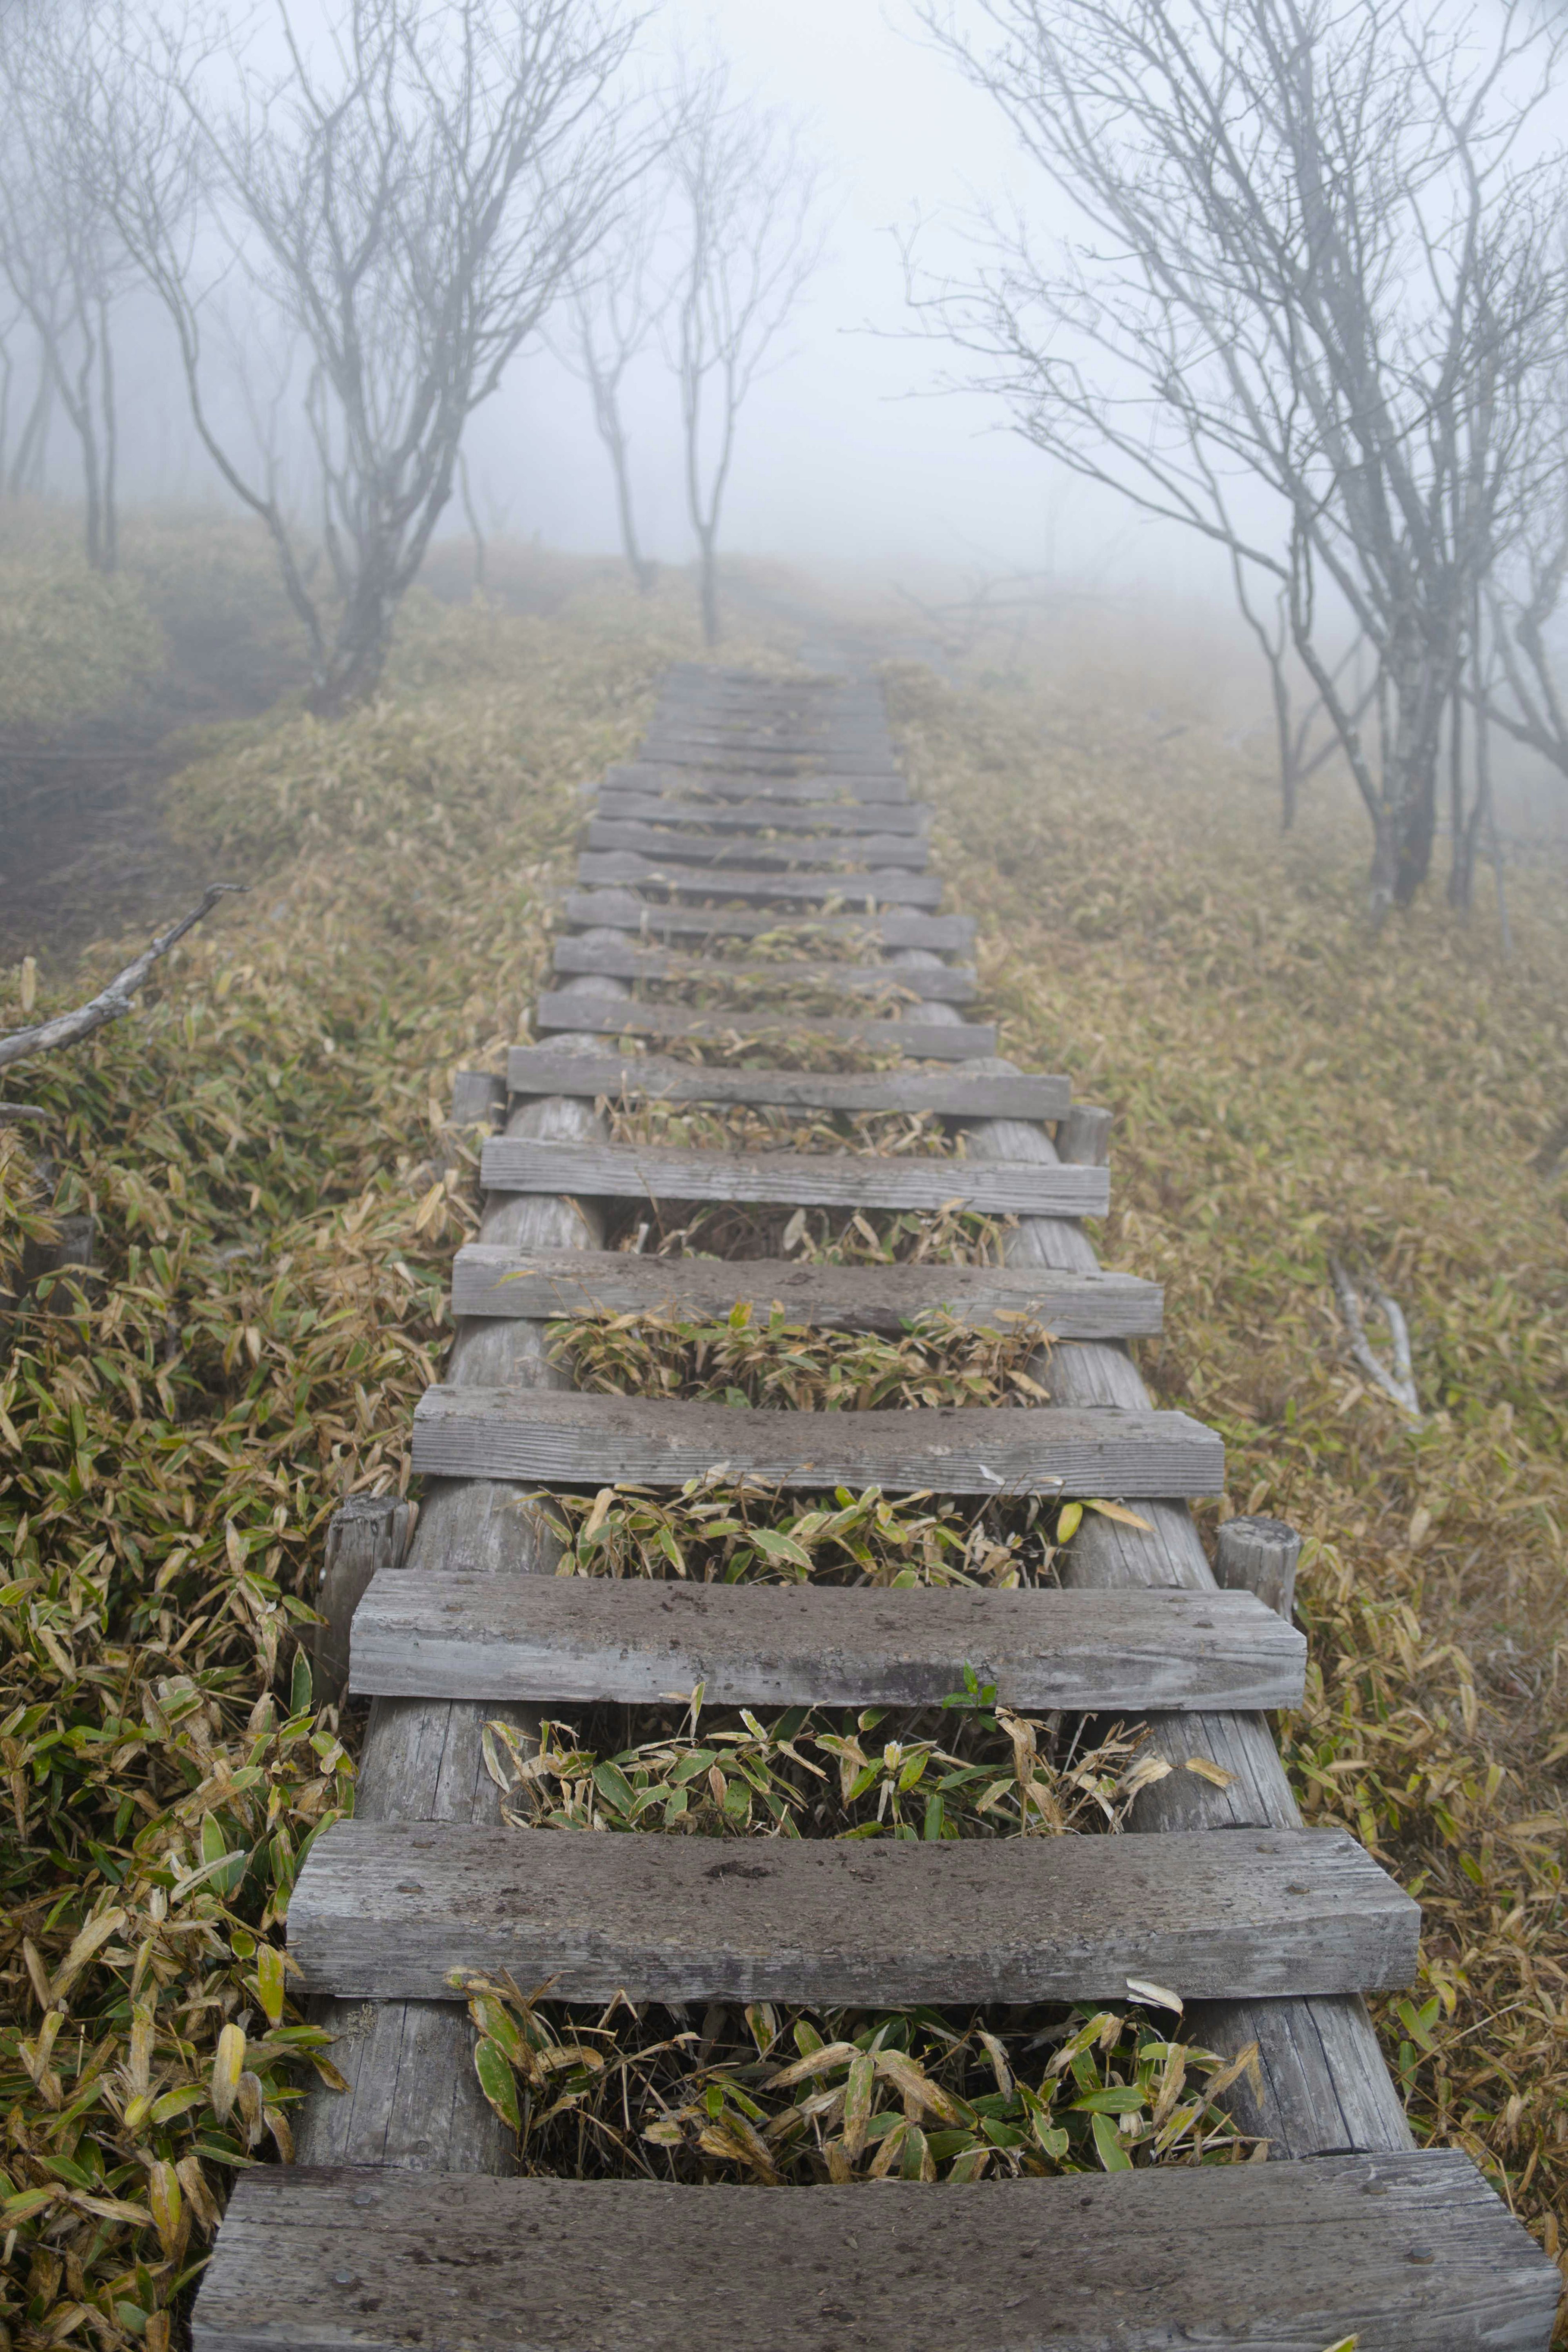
913, 0, 1566, 917
555, 201, 667, 595
664, 58, 828, 648
89, 0, 644, 711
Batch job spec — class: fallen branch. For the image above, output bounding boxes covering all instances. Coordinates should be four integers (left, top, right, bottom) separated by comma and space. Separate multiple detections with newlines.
1329, 1256, 1421, 1420
0, 886, 245, 1071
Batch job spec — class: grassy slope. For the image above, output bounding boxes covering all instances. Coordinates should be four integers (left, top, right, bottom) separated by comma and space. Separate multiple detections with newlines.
1, 569, 1565, 2340
895, 635, 1568, 2271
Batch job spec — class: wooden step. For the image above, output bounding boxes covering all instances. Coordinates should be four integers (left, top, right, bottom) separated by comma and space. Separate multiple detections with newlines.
639, 737, 899, 777
350, 1575, 1306, 1711
479, 1137, 1109, 1216
552, 937, 976, 1001
505, 1047, 1068, 1119
577, 852, 944, 909
597, 789, 926, 837
607, 760, 909, 804
559, 891, 976, 950
190, 2152, 1564, 2352
532, 994, 995, 1060
410, 1390, 1223, 1497
451, 1246, 1161, 1336
289, 1820, 1416, 2005
586, 821, 930, 873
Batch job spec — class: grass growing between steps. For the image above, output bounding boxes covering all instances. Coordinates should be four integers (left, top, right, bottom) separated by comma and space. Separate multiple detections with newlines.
891, 632, 1568, 2299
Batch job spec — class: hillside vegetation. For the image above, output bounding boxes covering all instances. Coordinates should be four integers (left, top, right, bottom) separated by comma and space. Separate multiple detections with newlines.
1, 576, 1566, 2344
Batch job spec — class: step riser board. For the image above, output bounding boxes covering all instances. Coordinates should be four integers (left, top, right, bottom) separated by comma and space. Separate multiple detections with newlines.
576, 853, 944, 908
596, 791, 927, 837
480, 1138, 1109, 1215
450, 1246, 1163, 1338
350, 1575, 1307, 1711
551, 941, 977, 1001
586, 822, 930, 872
410, 1390, 1225, 1498
505, 1047, 1069, 1118
532, 994, 995, 1059
606, 760, 910, 804
189, 2154, 1565, 2352
289, 1822, 1419, 2006
559, 893, 976, 950
638, 742, 901, 777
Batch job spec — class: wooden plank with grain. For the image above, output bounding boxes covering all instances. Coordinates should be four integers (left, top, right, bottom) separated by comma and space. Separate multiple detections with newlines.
606, 760, 910, 804
531, 993, 996, 1060
289, 1820, 1417, 2006
504, 1045, 1065, 1117
349, 1575, 1307, 1713
575, 851, 944, 908
596, 788, 926, 837
189, 2152, 1564, 2352
559, 890, 975, 950
409, 1387, 1225, 1498
586, 820, 931, 873
450, 1245, 1162, 1337
551, 936, 976, 1000
479, 1135, 1108, 1214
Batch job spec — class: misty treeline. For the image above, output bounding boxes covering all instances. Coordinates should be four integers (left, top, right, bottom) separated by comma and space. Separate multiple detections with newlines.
918, 0, 1568, 924
0, 0, 827, 707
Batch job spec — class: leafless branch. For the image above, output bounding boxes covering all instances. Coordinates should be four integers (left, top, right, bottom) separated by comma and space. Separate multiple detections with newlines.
1329, 1257, 1421, 1420
0, 886, 244, 1070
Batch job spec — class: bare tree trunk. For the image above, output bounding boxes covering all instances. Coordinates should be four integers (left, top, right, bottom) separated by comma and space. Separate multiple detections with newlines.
9, 356, 50, 497
459, 450, 486, 593
1447, 679, 1472, 912
608, 421, 655, 595
696, 526, 719, 648
97, 298, 117, 575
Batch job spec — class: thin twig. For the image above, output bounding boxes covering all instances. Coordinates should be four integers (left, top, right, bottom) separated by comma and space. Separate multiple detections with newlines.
1329, 1256, 1421, 1420
0, 1105, 49, 1125
0, 886, 245, 1070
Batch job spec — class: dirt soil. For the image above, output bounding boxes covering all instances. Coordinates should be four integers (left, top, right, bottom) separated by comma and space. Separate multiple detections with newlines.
0, 602, 306, 976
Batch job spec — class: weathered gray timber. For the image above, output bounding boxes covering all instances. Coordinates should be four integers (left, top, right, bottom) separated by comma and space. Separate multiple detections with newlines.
450, 1244, 1163, 1337
1056, 1102, 1114, 1165
1217, 1514, 1302, 1620
586, 820, 930, 872
312, 1496, 412, 1706
480, 1136, 1109, 1215
575, 850, 944, 908
956, 1052, 1417, 2159
597, 789, 925, 839
409, 1387, 1225, 1497
638, 736, 900, 777
190, 2151, 1564, 2352
552, 935, 976, 1000
531, 991, 996, 1060
291, 1820, 1416, 2005
351, 1575, 1305, 1712
605, 760, 909, 803
291, 1018, 620, 2178
506, 1045, 1065, 1118
559, 889, 975, 949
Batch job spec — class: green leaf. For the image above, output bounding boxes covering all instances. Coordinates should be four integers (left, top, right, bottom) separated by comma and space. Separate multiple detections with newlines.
1070, 2086, 1147, 2115
1091, 2109, 1134, 2171
473, 2037, 520, 2132
289, 1649, 313, 1717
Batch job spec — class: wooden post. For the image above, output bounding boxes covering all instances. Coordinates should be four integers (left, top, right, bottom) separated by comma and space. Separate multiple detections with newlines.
1216, 1515, 1301, 1623
450, 1070, 506, 1129
1056, 1103, 1113, 1166
314, 1495, 414, 1707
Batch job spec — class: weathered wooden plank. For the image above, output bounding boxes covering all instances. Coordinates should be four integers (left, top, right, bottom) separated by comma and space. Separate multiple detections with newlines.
532, 993, 995, 1060
639, 736, 899, 776
190, 2152, 1564, 2352
559, 890, 976, 949
480, 1136, 1109, 1215
576, 851, 944, 908
586, 820, 930, 872
606, 760, 909, 804
410, 1388, 1224, 1498
552, 936, 976, 1000
450, 1245, 1163, 1337
597, 788, 925, 837
350, 1575, 1305, 1712
504, 1045, 1065, 1117
290, 1821, 1416, 2005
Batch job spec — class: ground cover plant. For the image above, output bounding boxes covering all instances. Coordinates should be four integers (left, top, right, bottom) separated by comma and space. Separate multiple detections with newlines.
2, 549, 1566, 2338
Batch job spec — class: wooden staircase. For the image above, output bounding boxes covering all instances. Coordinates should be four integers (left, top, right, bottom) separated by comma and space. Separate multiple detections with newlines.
191, 661, 1559, 2350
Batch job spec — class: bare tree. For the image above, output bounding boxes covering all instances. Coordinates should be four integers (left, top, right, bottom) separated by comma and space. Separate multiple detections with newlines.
555, 200, 667, 595
913, 0, 1566, 918
664, 59, 828, 648
0, 0, 145, 570
89, 0, 643, 712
